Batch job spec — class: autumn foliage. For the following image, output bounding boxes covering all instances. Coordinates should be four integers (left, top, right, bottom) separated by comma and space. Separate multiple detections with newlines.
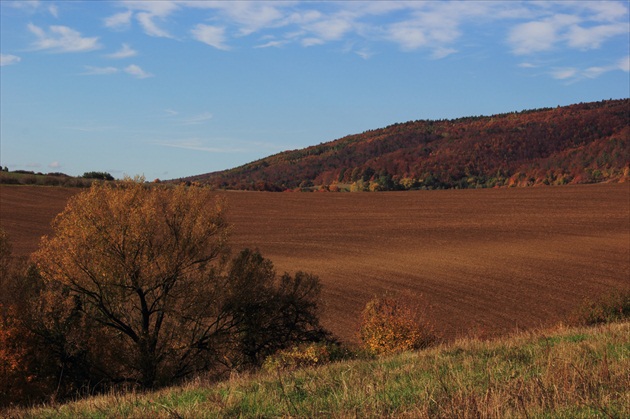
0, 180, 330, 407
359, 297, 437, 355
183, 99, 629, 191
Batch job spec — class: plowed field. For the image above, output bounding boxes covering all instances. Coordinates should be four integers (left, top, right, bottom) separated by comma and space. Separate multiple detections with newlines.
1, 184, 629, 343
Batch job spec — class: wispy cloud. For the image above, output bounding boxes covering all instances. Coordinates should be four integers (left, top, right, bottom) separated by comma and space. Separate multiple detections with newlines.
618, 55, 630, 72
565, 22, 629, 50
106, 43, 137, 59
157, 138, 249, 153
82, 66, 119, 76
116, 1, 179, 38
551, 67, 579, 80
180, 112, 213, 125
507, 2, 629, 56
104, 10, 133, 30
551, 55, 629, 81
100, 1, 627, 65
136, 12, 173, 38
124, 64, 153, 79
355, 49, 373, 60
508, 14, 580, 55
255, 40, 289, 49
80, 63, 153, 79
583, 55, 630, 78
27, 23, 101, 52
48, 161, 61, 169
48, 4, 59, 18
191, 24, 229, 50
185, 1, 287, 36
0, 54, 21, 66
163, 110, 213, 125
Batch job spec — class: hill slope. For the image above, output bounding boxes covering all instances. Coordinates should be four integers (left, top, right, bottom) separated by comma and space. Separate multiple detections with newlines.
183, 99, 629, 191
10, 321, 629, 418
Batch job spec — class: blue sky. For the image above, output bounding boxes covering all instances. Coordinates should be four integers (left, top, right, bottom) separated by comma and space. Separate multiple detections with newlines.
1, 1, 628, 180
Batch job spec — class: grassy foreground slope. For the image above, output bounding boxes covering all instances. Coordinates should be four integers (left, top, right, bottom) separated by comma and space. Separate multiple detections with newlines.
10, 321, 629, 418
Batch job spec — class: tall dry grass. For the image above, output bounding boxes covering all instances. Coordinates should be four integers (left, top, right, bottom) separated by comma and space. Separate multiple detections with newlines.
5, 321, 628, 418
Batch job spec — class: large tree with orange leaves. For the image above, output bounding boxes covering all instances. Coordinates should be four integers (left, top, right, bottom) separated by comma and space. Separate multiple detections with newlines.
34, 179, 231, 388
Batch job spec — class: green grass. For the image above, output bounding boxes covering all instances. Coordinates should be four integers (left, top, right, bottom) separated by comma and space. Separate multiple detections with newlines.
6, 322, 629, 418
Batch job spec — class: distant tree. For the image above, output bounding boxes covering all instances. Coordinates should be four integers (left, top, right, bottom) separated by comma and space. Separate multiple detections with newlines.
82, 171, 114, 181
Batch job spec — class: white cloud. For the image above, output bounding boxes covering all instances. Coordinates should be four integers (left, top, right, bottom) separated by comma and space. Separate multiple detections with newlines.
107, 43, 137, 59
565, 22, 629, 50
82, 66, 120, 76
301, 37, 325, 47
191, 24, 229, 50
507, 2, 628, 56
48, 4, 59, 18
255, 40, 289, 49
583, 55, 630, 78
0, 54, 21, 66
549, 55, 629, 81
431, 47, 457, 60
136, 12, 173, 38
306, 16, 354, 42
583, 66, 607, 78
381, 2, 485, 56
48, 161, 61, 169
5, 0, 41, 12
570, 1, 629, 22
183, 1, 289, 37
27, 23, 101, 53
355, 49, 373, 60
116, 1, 179, 38
124, 64, 153, 79
122, 0, 179, 17
387, 24, 428, 50
508, 15, 578, 55
618, 55, 630, 72
551, 67, 578, 80
104, 10, 133, 30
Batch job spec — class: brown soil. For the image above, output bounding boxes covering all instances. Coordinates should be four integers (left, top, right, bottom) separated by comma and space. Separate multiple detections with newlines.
1, 183, 628, 343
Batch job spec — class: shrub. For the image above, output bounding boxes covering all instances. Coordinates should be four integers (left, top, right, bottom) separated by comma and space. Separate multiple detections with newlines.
0, 173, 20, 185
359, 296, 437, 355
570, 289, 630, 326
262, 342, 348, 372
23, 175, 38, 185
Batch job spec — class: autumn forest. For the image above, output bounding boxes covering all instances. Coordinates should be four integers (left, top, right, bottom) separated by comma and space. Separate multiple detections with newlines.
182, 99, 629, 191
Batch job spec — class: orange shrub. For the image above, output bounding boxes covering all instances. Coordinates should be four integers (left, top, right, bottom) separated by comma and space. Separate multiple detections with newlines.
359, 297, 437, 355
262, 342, 347, 372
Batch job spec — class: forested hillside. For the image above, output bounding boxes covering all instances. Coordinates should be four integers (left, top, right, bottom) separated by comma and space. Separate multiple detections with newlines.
182, 99, 629, 191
